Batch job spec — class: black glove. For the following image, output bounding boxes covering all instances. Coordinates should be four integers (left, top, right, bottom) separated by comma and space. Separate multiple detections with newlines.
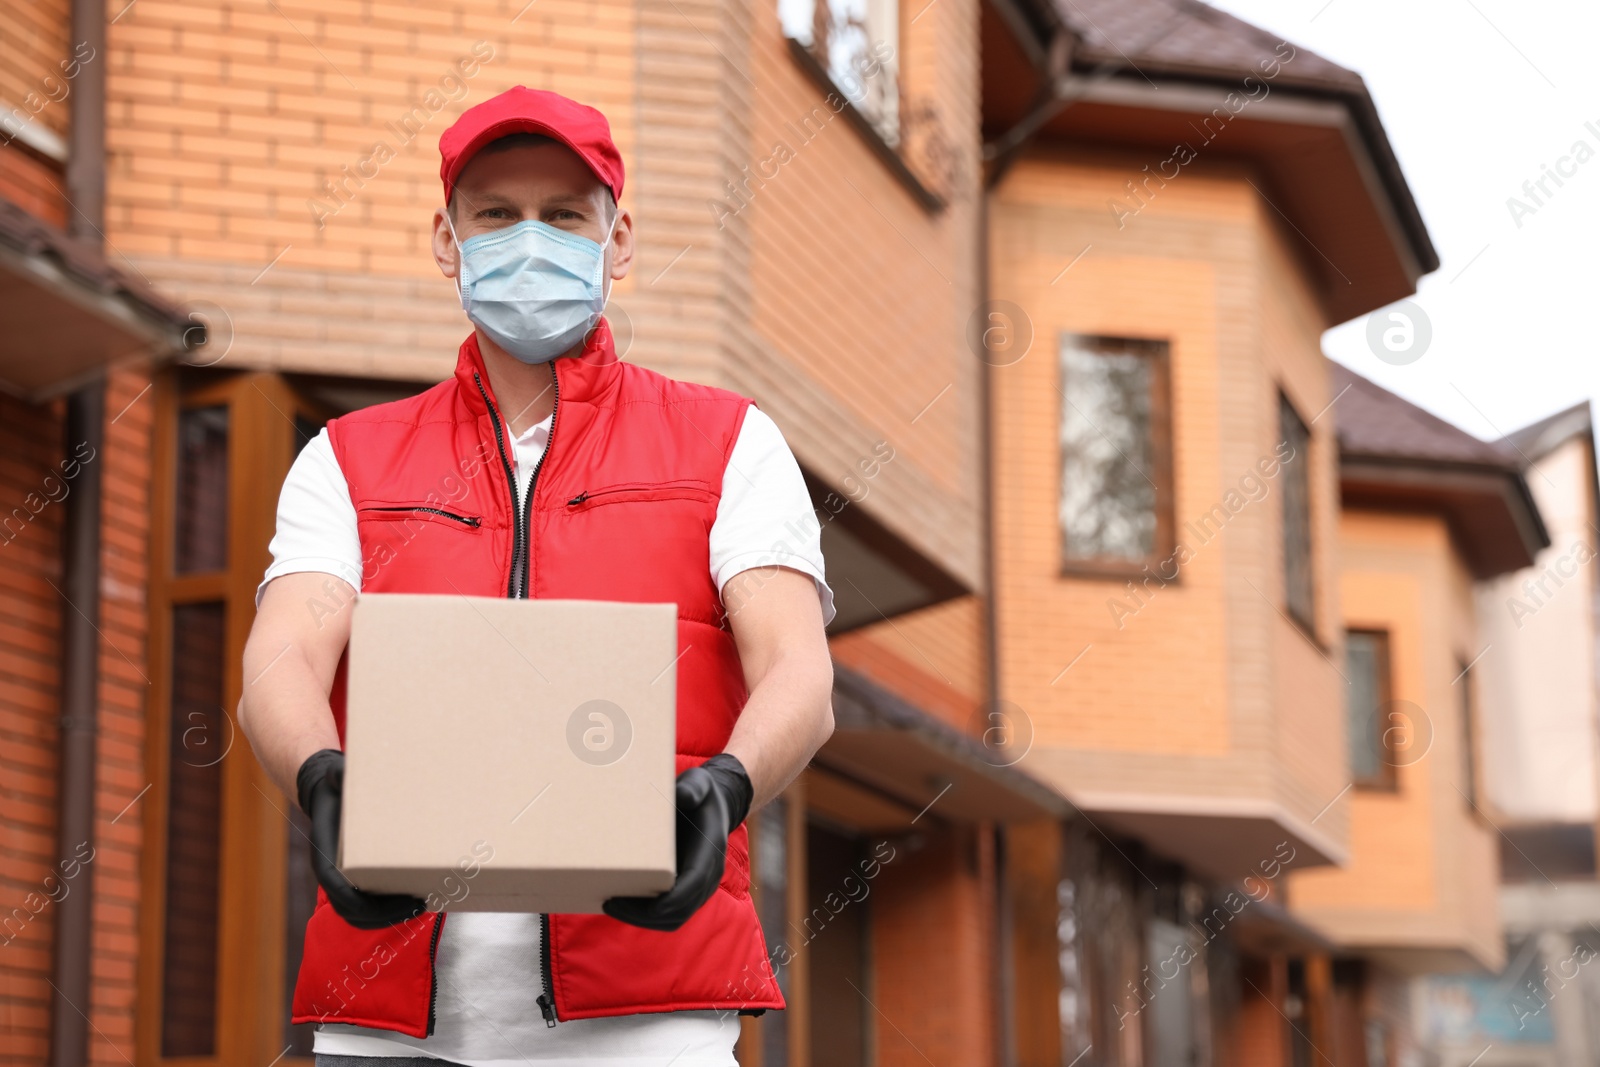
602, 753, 753, 932
296, 749, 428, 930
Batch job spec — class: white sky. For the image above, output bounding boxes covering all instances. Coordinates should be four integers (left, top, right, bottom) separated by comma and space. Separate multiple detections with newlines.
1203, 0, 1599, 441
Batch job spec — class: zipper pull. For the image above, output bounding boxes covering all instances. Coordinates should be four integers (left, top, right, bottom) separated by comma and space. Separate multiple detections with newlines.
537, 993, 557, 1027
566, 491, 588, 507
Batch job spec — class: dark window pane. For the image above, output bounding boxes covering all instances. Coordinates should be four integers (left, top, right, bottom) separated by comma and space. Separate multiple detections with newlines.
1498, 823, 1596, 883
756, 801, 789, 1066
293, 413, 322, 458
1459, 661, 1478, 812
1060, 339, 1158, 563
780, 0, 900, 145
1146, 919, 1197, 1067
806, 822, 870, 1067
160, 601, 226, 1057
1062, 824, 1144, 1065
174, 406, 229, 573
1346, 631, 1390, 788
283, 804, 318, 1055
1280, 394, 1314, 627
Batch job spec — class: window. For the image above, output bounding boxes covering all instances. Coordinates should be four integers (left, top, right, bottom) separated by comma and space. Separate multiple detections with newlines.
1345, 630, 1396, 790
1279, 392, 1314, 630
755, 800, 791, 1066
806, 820, 874, 1067
1458, 658, 1479, 813
1145, 918, 1199, 1067
140, 373, 338, 1067
1058, 336, 1174, 573
779, 0, 900, 144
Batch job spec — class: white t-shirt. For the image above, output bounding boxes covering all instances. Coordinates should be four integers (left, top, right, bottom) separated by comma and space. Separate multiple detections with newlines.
261, 405, 832, 1066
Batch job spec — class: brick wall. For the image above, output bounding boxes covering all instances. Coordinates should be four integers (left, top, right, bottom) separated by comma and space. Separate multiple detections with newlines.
105, 0, 634, 380
0, 390, 67, 1067
872, 824, 996, 1067
1290, 509, 1505, 971
0, 0, 75, 224
0, 367, 152, 1067
988, 147, 1349, 848
92, 369, 156, 1067
830, 595, 988, 730
1, 0, 72, 145
734, 0, 986, 591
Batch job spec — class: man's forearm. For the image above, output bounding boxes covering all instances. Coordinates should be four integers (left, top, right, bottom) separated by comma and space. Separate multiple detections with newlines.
722, 650, 834, 811
239, 573, 354, 802
239, 645, 342, 801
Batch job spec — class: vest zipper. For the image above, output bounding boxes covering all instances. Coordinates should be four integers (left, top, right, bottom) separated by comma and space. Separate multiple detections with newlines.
530, 367, 559, 1021
364, 505, 481, 527
537, 921, 557, 1026
520, 367, 559, 598
425, 912, 444, 1036
473, 367, 562, 1025
474, 373, 523, 598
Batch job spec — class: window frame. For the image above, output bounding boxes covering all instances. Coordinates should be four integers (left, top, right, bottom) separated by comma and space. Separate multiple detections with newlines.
740, 778, 812, 1067
1055, 333, 1177, 581
137, 371, 332, 1067
1457, 656, 1482, 816
778, 0, 947, 211
1278, 390, 1316, 636
1344, 628, 1398, 793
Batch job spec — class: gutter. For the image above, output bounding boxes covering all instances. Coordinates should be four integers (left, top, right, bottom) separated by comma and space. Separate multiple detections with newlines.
51, 0, 108, 1062
976, 27, 1075, 1067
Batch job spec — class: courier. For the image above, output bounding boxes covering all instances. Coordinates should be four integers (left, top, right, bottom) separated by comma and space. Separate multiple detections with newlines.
238, 87, 836, 1067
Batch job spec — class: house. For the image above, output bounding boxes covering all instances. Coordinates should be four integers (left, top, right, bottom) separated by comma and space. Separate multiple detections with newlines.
3, 0, 1570, 1065
973, 0, 1535, 1063
1286, 363, 1545, 1064
1, 5, 193, 1066
3, 1, 1059, 1066
1418, 401, 1600, 1067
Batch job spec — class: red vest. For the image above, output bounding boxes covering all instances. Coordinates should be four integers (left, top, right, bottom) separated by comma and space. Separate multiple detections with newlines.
290, 325, 784, 1035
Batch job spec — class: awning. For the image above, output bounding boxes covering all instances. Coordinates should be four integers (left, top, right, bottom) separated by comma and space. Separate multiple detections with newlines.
802, 470, 970, 635
0, 198, 196, 400
814, 664, 1073, 824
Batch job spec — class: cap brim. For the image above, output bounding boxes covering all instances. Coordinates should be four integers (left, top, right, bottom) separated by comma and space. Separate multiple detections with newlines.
444, 118, 616, 203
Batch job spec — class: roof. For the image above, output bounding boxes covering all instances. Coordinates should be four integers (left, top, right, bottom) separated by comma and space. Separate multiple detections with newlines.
1329, 361, 1511, 467
0, 198, 193, 328
1049, 0, 1438, 278
985, 0, 1439, 322
0, 197, 197, 400
1499, 400, 1593, 463
820, 664, 1073, 823
1329, 361, 1549, 577
1056, 0, 1362, 92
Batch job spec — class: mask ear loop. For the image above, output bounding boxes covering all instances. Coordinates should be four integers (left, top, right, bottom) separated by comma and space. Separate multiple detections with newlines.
597, 204, 622, 310
584, 204, 624, 353
443, 207, 468, 309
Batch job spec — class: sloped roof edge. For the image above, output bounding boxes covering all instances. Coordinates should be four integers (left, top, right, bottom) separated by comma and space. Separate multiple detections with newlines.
1004, 0, 1439, 277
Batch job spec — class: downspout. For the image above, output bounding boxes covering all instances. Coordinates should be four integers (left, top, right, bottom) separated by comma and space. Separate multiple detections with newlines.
979, 28, 1073, 1067
975, 132, 1016, 1067
52, 0, 108, 1062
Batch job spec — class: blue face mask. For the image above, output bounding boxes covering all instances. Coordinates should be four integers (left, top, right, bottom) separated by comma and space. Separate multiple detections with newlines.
448, 213, 617, 364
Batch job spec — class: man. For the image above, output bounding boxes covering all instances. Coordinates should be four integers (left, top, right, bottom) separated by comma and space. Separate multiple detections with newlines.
239, 87, 836, 1067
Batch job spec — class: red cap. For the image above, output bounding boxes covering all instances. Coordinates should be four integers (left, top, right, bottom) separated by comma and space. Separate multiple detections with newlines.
438, 86, 624, 205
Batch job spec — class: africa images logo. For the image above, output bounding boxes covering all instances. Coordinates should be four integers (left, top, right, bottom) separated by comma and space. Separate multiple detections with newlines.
566, 699, 632, 766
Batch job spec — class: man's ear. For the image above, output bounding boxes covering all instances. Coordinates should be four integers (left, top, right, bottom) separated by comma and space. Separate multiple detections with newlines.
431, 207, 460, 280
607, 208, 635, 283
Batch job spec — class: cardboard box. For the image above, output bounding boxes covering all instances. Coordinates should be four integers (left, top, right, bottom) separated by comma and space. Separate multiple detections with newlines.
339, 594, 678, 913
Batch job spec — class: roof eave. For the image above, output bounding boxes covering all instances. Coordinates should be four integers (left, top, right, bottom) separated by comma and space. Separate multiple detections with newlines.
1062, 56, 1439, 287
1339, 452, 1550, 578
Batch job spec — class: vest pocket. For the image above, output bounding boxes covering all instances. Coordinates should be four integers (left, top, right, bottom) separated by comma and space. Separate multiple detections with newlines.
562, 480, 717, 510
359, 504, 484, 529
